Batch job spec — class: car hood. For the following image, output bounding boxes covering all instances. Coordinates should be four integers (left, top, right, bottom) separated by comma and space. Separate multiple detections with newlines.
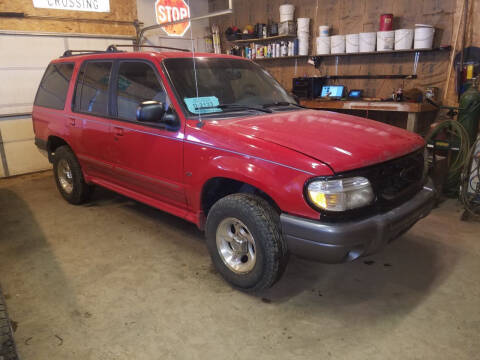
220, 109, 425, 173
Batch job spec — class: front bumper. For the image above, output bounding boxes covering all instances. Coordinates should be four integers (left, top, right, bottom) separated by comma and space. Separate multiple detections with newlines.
281, 180, 436, 263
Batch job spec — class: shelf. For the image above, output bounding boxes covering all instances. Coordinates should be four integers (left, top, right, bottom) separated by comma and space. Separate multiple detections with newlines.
313, 46, 451, 58
230, 34, 297, 44
300, 99, 437, 113
253, 55, 310, 61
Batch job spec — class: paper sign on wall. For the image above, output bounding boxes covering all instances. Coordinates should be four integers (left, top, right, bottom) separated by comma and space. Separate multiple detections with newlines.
32, 0, 110, 12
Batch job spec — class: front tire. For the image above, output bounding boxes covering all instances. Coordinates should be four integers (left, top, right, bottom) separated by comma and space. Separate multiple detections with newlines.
53, 145, 93, 204
205, 194, 288, 292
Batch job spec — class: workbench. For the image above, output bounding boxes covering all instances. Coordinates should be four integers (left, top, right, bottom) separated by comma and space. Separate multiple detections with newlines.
300, 100, 438, 133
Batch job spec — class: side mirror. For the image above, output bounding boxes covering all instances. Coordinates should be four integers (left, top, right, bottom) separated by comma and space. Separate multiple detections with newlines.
136, 101, 165, 123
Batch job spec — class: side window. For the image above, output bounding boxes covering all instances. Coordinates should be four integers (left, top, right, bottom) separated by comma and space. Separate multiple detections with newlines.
34, 63, 74, 110
116, 61, 169, 122
73, 61, 112, 117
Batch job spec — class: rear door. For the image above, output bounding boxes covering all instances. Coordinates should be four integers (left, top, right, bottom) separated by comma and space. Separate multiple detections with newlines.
70, 60, 115, 180
109, 59, 186, 207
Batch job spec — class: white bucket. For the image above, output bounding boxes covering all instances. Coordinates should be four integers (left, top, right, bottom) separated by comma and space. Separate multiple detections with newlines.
319, 25, 329, 37
414, 24, 435, 49
298, 34, 309, 45
297, 18, 310, 33
377, 30, 394, 51
316, 36, 330, 55
394, 29, 413, 50
359, 32, 376, 52
346, 33, 359, 53
298, 40, 309, 55
331, 35, 345, 54
279, 4, 295, 22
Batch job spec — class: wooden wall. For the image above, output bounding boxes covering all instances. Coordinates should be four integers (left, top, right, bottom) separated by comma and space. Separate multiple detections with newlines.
209, 0, 471, 106
0, 0, 137, 35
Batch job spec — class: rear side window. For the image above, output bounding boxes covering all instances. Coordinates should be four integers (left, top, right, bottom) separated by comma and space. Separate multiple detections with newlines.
116, 61, 168, 121
73, 61, 112, 117
34, 63, 74, 110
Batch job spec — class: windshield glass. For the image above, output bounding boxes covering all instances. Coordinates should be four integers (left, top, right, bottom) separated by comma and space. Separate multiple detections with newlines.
163, 57, 297, 117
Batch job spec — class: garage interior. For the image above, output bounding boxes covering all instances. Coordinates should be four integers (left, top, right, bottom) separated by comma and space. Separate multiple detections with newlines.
1, 0, 479, 359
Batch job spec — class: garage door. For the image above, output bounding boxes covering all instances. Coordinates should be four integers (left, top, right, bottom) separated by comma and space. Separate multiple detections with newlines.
0, 31, 134, 178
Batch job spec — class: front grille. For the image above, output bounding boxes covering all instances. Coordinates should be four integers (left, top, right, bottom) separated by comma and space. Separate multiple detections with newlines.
318, 149, 425, 222
367, 149, 425, 210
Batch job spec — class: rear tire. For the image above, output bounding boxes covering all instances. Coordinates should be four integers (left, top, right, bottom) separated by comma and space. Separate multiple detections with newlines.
0, 287, 19, 360
53, 145, 93, 204
205, 194, 288, 292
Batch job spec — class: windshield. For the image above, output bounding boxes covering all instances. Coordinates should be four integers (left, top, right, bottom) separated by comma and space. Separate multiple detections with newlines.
163, 57, 297, 117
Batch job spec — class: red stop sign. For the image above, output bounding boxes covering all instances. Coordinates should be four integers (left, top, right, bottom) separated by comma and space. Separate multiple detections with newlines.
155, 0, 191, 37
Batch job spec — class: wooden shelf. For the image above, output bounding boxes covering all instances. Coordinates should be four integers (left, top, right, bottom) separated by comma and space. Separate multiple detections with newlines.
254, 55, 309, 61
230, 34, 297, 44
313, 46, 451, 58
300, 99, 438, 113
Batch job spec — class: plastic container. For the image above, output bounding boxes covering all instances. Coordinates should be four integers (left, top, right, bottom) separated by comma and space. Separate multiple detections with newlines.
414, 24, 435, 49
379, 14, 393, 31
279, 4, 295, 22
319, 25, 329, 37
394, 29, 413, 50
297, 18, 310, 33
346, 33, 359, 53
377, 30, 394, 51
278, 21, 296, 35
331, 35, 345, 54
359, 32, 376, 52
316, 36, 330, 55
298, 35, 309, 55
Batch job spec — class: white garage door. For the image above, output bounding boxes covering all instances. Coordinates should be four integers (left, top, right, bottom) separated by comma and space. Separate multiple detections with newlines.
0, 31, 134, 177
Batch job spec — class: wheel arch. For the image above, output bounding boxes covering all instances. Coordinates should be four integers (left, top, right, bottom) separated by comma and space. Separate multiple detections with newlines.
46, 136, 72, 163
200, 176, 281, 217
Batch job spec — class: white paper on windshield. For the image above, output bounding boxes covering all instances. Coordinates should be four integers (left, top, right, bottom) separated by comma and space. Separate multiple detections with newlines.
184, 96, 222, 114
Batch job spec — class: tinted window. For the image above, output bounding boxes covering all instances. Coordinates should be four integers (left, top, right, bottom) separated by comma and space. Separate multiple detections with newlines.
34, 63, 74, 110
73, 61, 112, 116
116, 61, 169, 121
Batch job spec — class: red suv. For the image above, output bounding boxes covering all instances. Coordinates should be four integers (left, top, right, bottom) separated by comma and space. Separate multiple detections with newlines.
33, 49, 435, 291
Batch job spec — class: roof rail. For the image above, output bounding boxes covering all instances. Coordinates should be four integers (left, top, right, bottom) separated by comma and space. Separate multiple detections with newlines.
107, 44, 189, 52
61, 49, 121, 57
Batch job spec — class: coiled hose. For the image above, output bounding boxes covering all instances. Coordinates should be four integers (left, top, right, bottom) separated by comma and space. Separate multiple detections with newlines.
424, 119, 471, 196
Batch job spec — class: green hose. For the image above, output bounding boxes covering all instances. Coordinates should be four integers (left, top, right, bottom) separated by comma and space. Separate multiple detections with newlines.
425, 120, 471, 196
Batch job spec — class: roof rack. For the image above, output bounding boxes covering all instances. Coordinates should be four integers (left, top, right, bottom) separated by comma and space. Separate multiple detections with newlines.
107, 44, 190, 52
61, 49, 122, 57
61, 44, 189, 58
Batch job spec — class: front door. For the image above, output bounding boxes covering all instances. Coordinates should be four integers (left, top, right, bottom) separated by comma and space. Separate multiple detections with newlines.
109, 60, 186, 208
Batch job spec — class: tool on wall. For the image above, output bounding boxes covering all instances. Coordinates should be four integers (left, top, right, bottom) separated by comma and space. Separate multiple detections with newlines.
443, 0, 469, 103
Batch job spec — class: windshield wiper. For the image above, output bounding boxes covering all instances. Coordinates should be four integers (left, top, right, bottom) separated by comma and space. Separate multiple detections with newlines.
262, 101, 304, 109
198, 104, 273, 113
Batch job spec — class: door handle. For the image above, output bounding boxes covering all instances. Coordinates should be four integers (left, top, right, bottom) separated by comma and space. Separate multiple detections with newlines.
114, 127, 124, 136
69, 117, 75, 126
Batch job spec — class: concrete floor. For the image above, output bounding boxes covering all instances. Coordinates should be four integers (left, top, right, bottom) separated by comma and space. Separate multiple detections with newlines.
0, 171, 479, 360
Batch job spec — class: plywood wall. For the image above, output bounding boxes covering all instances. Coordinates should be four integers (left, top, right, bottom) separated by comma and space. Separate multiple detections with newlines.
0, 0, 137, 35
209, 0, 462, 104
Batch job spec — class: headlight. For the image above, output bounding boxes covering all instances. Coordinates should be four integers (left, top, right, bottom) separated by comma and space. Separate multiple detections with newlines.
307, 176, 374, 212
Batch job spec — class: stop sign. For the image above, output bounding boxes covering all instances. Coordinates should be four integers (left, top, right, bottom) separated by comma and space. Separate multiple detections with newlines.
155, 0, 191, 37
